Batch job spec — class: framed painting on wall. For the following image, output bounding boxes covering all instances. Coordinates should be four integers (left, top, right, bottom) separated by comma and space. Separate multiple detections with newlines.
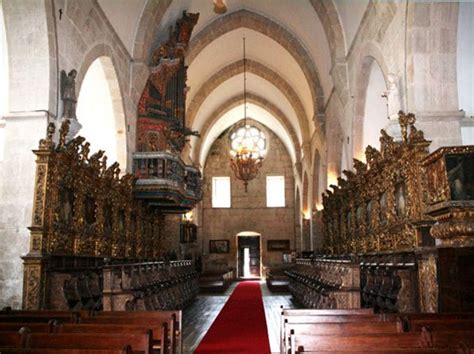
209, 240, 229, 254
267, 239, 290, 252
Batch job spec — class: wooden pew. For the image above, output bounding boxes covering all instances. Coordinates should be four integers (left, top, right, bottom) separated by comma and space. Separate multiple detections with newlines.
0, 347, 132, 354
59, 323, 168, 354
0, 313, 79, 323
282, 318, 403, 353
0, 322, 55, 333
280, 308, 381, 353
287, 331, 469, 354
89, 310, 181, 354
405, 319, 474, 332
281, 308, 374, 316
0, 331, 152, 354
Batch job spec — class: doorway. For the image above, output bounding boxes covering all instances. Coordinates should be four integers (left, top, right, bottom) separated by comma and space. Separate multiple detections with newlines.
237, 232, 261, 278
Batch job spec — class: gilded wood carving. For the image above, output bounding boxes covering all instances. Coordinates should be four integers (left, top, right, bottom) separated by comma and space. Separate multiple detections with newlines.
322, 112, 431, 253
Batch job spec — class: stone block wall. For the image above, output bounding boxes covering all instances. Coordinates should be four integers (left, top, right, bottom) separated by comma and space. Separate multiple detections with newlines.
200, 122, 295, 275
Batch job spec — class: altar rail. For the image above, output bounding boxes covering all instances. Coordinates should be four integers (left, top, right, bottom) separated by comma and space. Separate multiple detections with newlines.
103, 260, 198, 311
285, 258, 360, 309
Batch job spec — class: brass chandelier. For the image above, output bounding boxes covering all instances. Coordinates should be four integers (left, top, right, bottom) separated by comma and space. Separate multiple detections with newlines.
229, 37, 266, 192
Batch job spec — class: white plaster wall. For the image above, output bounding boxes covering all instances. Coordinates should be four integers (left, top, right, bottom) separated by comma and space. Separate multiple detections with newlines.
457, 1, 474, 118
333, 0, 369, 51
0, 1, 7, 116
363, 62, 388, 151
97, 0, 147, 55
77, 58, 118, 164
0, 113, 48, 309
2, 0, 52, 112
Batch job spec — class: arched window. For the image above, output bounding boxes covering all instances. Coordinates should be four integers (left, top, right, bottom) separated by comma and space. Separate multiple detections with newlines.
76, 57, 127, 168
363, 61, 387, 151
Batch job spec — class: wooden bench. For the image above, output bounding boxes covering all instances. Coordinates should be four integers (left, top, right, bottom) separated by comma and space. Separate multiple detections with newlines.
0, 322, 55, 333
0, 331, 152, 354
405, 318, 474, 332
0, 347, 132, 354
280, 309, 474, 354
59, 323, 168, 354
266, 270, 290, 293
198, 270, 234, 293
82, 311, 180, 354
287, 330, 473, 353
0, 313, 79, 323
281, 308, 374, 316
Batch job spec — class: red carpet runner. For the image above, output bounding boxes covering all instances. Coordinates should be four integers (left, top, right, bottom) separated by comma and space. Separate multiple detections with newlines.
194, 281, 271, 354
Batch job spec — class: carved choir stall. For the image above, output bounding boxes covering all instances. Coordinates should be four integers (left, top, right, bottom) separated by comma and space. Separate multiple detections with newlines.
291, 112, 474, 312
134, 11, 202, 213
286, 258, 360, 309
22, 12, 203, 311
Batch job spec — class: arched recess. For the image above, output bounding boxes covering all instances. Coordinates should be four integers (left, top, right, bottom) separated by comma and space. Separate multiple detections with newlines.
187, 59, 309, 142
302, 171, 311, 251
353, 51, 390, 161
198, 103, 298, 170
312, 150, 322, 209
76, 56, 127, 168
294, 186, 302, 252
362, 60, 387, 155
194, 94, 301, 168
303, 172, 309, 214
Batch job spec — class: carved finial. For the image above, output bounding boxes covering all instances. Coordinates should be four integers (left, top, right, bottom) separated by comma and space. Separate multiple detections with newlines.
100, 155, 108, 176
353, 159, 367, 174
365, 145, 382, 167
80, 142, 90, 162
39, 123, 56, 149
59, 119, 71, 148
398, 111, 416, 143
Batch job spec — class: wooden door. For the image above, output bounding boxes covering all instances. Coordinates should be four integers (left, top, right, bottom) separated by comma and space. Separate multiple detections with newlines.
237, 236, 260, 278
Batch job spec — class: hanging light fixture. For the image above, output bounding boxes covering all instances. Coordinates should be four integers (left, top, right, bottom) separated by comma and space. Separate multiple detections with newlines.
229, 37, 266, 192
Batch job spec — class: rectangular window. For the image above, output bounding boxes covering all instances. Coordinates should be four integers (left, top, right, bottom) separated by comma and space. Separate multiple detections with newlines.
212, 176, 231, 208
266, 175, 285, 207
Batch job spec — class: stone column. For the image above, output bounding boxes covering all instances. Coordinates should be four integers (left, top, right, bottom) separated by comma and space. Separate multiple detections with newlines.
0, 112, 49, 309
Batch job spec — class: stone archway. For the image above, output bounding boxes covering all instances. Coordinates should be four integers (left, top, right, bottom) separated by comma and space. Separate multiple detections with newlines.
353, 50, 391, 161
77, 56, 127, 169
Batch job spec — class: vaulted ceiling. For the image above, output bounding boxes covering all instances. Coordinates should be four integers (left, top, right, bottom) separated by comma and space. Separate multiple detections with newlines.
97, 0, 369, 167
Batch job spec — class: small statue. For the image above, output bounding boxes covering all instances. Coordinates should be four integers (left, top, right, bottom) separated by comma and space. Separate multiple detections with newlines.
60, 69, 78, 119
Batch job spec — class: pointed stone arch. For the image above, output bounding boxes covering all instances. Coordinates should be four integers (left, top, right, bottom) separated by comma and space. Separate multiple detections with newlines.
186, 9, 325, 119
194, 92, 301, 168
187, 59, 310, 143
353, 43, 392, 161
77, 56, 127, 168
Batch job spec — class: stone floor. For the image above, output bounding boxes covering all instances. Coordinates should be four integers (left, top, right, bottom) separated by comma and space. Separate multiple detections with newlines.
182, 281, 297, 354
